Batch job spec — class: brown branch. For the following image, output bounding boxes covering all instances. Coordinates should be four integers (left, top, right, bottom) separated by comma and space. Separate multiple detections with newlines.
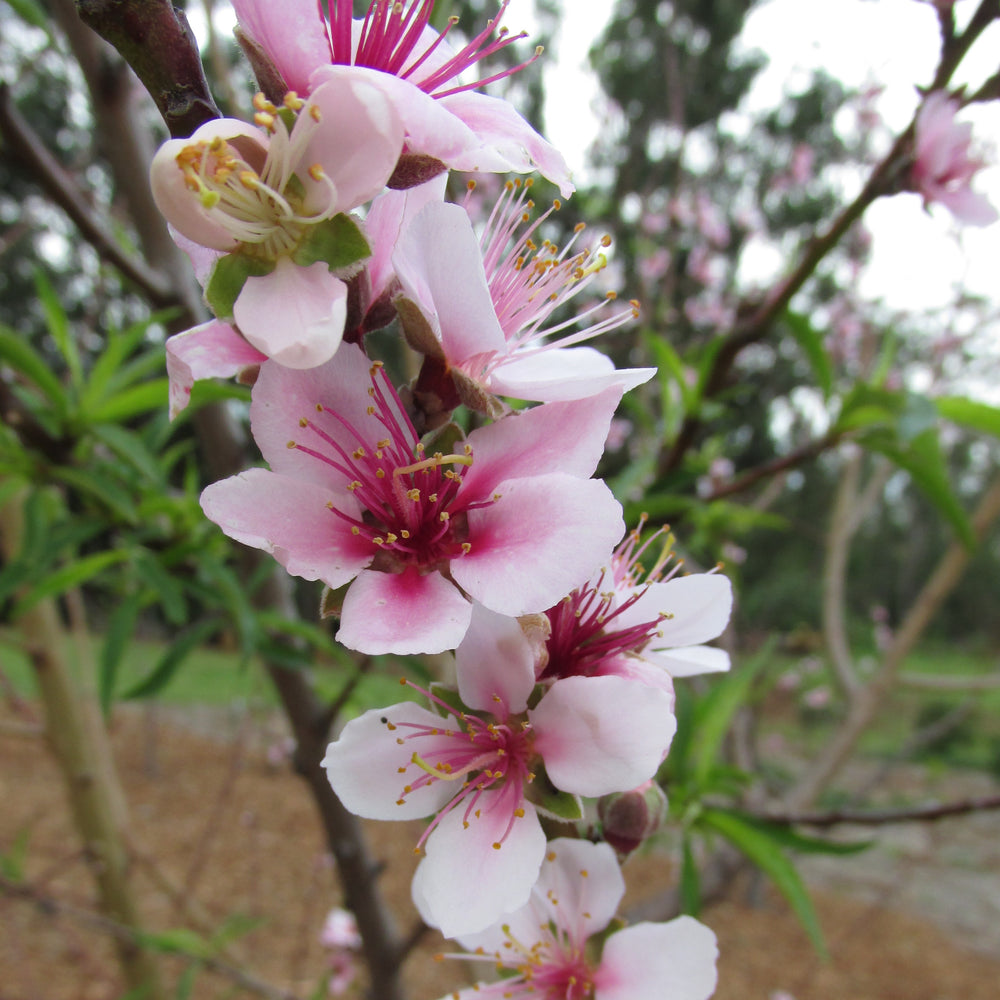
0, 83, 175, 306
75, 0, 221, 139
0, 872, 303, 1000
758, 794, 1000, 828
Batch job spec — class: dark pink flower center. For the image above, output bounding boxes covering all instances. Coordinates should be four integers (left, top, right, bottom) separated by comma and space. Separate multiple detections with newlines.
384, 680, 535, 851
326, 0, 539, 98
288, 361, 499, 572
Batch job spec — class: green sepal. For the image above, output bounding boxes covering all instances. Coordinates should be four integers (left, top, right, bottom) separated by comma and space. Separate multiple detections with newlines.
291, 212, 370, 272
420, 421, 467, 457
524, 764, 584, 821
205, 252, 275, 320
427, 682, 469, 719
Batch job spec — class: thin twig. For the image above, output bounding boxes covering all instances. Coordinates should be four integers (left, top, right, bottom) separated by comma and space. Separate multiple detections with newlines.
758, 793, 1000, 828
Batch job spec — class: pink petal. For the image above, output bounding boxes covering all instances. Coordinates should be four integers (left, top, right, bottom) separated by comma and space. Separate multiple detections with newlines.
200, 468, 371, 586
459, 390, 625, 501
530, 675, 676, 797
595, 918, 719, 1000
251, 344, 385, 483
594, 654, 677, 702
935, 186, 999, 226
366, 175, 448, 302
165, 320, 266, 419
411, 792, 546, 938
439, 91, 575, 198
322, 703, 458, 820
310, 65, 478, 168
336, 567, 473, 655
169, 226, 221, 287
615, 574, 733, 647
232, 0, 331, 95
454, 604, 537, 714
392, 201, 507, 362
453, 474, 624, 616
303, 76, 404, 213
233, 260, 347, 368
150, 119, 267, 251
489, 347, 655, 403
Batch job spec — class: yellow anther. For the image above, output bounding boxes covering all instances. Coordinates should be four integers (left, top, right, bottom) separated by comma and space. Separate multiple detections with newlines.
299, 417, 308, 427
308, 163, 325, 181
286, 440, 297, 449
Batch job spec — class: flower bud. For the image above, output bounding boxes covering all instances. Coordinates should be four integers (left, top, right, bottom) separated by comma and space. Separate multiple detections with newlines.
597, 779, 668, 855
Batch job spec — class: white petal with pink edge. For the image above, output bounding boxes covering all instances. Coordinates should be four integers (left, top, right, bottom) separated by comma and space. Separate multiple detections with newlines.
595, 917, 719, 1000
200, 469, 370, 586
233, 260, 348, 369
454, 604, 536, 715
166, 320, 266, 419
453, 474, 624, 617
614, 573, 733, 647
530, 675, 676, 797
411, 792, 546, 938
336, 567, 473, 655
488, 346, 655, 403
322, 703, 458, 821
649, 645, 731, 678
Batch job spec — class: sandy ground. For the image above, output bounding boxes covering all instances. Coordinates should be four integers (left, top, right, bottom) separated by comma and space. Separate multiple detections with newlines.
1, 699, 999, 1000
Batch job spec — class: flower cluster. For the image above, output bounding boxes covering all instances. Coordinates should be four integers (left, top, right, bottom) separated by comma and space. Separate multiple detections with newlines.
152, 2, 732, 997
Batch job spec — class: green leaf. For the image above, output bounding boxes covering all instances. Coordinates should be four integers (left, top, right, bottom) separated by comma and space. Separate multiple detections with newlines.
3, 0, 50, 32
862, 427, 974, 548
10, 549, 130, 618
34, 270, 82, 390
897, 392, 937, 445
81, 316, 168, 412
205, 253, 274, 319
90, 380, 169, 423
714, 811, 871, 856
699, 807, 827, 956
135, 548, 188, 626
100, 592, 144, 712
90, 424, 164, 484
0, 827, 31, 881
291, 213, 371, 271
679, 833, 701, 916
936, 396, 1000, 438
688, 639, 773, 789
782, 310, 833, 399
121, 620, 220, 700
646, 333, 697, 413
0, 328, 67, 412
54, 466, 138, 523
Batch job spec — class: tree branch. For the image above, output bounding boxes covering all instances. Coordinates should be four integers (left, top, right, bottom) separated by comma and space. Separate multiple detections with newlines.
758, 793, 1000, 828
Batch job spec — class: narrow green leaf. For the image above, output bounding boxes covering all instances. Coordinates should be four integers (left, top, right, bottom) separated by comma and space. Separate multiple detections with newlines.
54, 466, 138, 523
90, 380, 169, 423
90, 424, 164, 484
936, 396, 1000, 438
716, 811, 871, 856
700, 807, 827, 956
100, 592, 144, 712
645, 333, 697, 413
121, 620, 220, 700
862, 427, 974, 548
0, 328, 67, 411
10, 549, 129, 618
81, 320, 161, 412
291, 213, 371, 271
205, 253, 274, 319
782, 310, 833, 398
135, 548, 188, 626
897, 392, 937, 445
679, 834, 701, 916
689, 639, 773, 789
34, 270, 82, 389
0, 827, 31, 881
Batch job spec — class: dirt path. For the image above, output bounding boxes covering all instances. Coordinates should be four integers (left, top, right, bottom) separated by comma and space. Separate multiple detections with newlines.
1, 702, 999, 1000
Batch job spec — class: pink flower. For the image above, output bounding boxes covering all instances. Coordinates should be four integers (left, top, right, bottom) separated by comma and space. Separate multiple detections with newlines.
391, 181, 654, 408
233, 0, 573, 195
200, 344, 626, 654
443, 837, 719, 1000
152, 78, 404, 371
912, 92, 997, 226
323, 606, 675, 936
319, 908, 362, 950
542, 522, 732, 696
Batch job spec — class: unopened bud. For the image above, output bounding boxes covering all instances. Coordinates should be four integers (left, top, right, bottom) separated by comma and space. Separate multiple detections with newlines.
597, 780, 668, 855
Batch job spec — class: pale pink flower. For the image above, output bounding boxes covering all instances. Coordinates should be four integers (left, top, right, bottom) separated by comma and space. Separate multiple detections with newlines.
442, 837, 719, 1000
323, 606, 675, 936
151, 78, 403, 371
912, 91, 997, 226
233, 0, 573, 195
200, 344, 626, 655
319, 909, 361, 996
391, 181, 654, 407
542, 523, 733, 697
